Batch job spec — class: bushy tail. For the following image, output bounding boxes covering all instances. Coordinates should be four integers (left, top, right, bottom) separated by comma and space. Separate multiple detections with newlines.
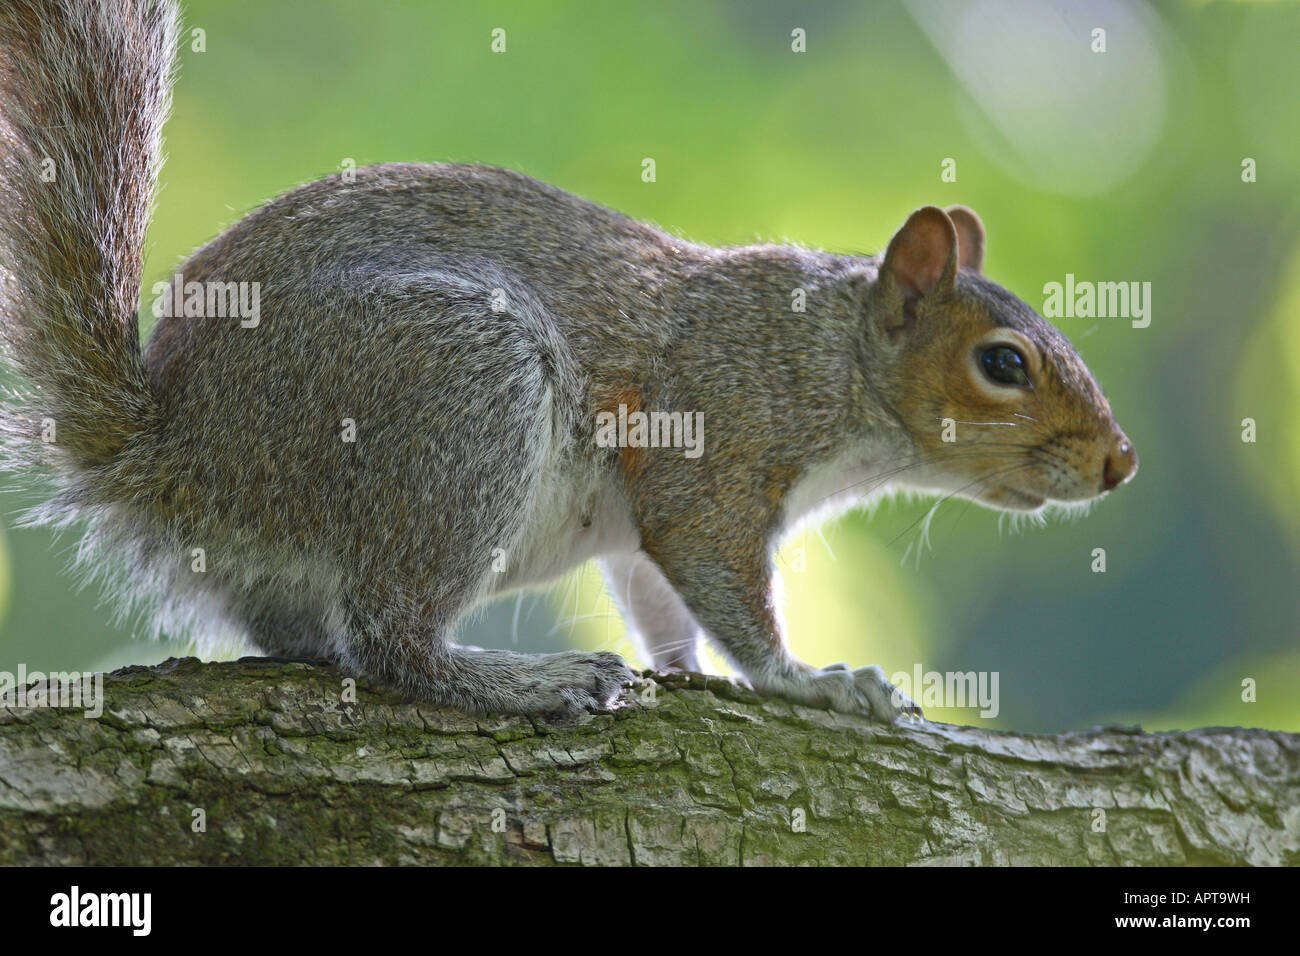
0, 0, 177, 509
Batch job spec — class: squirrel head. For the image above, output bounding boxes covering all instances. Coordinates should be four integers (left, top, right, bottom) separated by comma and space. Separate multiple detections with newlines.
864, 205, 1137, 513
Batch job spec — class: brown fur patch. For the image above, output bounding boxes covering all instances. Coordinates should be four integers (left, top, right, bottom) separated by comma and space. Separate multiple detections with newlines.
595, 386, 646, 484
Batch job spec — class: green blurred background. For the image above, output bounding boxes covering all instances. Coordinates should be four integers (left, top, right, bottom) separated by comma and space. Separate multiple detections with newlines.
1, 0, 1297, 732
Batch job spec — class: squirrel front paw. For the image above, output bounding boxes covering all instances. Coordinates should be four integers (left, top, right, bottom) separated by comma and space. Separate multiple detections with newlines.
770, 663, 924, 723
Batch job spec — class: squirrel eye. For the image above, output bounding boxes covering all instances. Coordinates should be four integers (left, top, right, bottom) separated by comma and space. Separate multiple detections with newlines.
980, 345, 1030, 387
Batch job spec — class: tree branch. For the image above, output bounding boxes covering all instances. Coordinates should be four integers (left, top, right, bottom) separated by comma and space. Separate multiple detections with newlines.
0, 657, 1296, 865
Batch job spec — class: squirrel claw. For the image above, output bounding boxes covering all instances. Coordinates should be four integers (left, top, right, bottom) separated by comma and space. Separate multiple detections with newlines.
853, 664, 925, 723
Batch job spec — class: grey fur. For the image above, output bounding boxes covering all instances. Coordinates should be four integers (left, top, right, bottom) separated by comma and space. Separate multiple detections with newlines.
0, 1, 1135, 720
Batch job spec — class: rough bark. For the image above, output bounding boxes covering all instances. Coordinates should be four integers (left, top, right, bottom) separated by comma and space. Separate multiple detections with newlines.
0, 656, 1296, 865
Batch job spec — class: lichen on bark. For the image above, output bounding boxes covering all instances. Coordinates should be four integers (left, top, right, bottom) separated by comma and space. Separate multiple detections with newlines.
0, 657, 1296, 865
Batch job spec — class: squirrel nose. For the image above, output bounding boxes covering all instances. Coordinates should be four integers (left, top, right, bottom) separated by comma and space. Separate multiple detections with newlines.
1102, 436, 1138, 491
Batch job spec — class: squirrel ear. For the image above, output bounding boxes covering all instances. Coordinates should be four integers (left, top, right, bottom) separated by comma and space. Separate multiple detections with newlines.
945, 205, 985, 273
880, 206, 958, 303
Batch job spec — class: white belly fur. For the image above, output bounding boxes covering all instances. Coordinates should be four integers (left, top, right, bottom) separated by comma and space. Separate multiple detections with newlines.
486, 436, 905, 600
487, 461, 639, 596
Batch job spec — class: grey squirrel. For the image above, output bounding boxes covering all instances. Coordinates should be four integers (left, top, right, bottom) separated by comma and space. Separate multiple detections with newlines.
0, 0, 1136, 721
